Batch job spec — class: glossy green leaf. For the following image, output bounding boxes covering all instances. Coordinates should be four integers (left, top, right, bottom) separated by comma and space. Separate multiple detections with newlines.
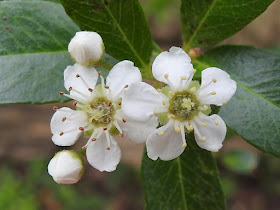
181, 0, 274, 50
197, 46, 280, 157
60, 0, 152, 69
142, 136, 225, 210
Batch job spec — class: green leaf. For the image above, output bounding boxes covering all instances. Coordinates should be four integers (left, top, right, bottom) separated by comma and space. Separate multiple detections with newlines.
0, 1, 75, 104
142, 136, 225, 210
181, 0, 274, 50
60, 0, 153, 69
197, 45, 280, 158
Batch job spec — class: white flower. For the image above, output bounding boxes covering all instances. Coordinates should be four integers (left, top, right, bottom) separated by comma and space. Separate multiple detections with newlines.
122, 47, 237, 161
51, 60, 157, 172
68, 31, 104, 66
48, 150, 84, 184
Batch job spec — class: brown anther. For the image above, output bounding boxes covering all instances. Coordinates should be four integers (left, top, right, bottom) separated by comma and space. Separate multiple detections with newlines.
122, 119, 126, 123
103, 127, 107, 130
82, 146, 87, 150
104, 85, 109, 89
118, 102, 122, 105
53, 106, 59, 110
5, 26, 9, 30
68, 86, 72, 91
76, 74, 80, 78
59, 92, 64, 95
92, 138, 97, 141
124, 85, 128, 88
79, 127, 84, 131
73, 101, 77, 106
98, 71, 102, 76
88, 88, 93, 92
106, 147, 111, 150
59, 132, 64, 136
119, 133, 124, 137
62, 117, 66, 122
3, 16, 7, 21
108, 102, 112, 107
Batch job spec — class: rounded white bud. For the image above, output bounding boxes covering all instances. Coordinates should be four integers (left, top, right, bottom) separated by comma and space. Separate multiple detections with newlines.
68, 31, 104, 66
48, 150, 84, 184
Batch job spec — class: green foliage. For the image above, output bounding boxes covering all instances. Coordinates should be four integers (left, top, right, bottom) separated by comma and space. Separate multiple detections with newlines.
181, 0, 274, 50
197, 46, 280, 158
142, 136, 226, 210
60, 0, 153, 70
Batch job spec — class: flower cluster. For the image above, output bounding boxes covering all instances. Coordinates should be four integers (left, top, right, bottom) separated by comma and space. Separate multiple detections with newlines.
48, 32, 237, 184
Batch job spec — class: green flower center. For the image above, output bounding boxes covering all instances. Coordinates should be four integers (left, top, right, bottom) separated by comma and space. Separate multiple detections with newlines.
168, 90, 199, 121
86, 97, 115, 127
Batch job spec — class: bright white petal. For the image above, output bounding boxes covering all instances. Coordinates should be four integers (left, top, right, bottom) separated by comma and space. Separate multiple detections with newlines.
122, 82, 162, 121
64, 63, 98, 99
106, 60, 142, 99
152, 47, 193, 88
146, 121, 185, 161
86, 134, 121, 172
50, 107, 89, 146
121, 116, 159, 143
193, 114, 227, 152
198, 67, 237, 106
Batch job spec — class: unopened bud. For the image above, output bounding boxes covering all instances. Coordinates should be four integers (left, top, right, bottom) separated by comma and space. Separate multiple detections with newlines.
68, 31, 104, 66
48, 150, 84, 184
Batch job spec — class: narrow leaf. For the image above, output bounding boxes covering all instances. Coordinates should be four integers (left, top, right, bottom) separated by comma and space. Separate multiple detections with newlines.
197, 46, 280, 157
142, 136, 225, 210
181, 0, 274, 50
60, 0, 153, 69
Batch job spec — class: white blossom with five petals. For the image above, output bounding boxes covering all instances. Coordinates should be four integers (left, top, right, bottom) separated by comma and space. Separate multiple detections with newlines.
50, 60, 157, 172
122, 47, 237, 161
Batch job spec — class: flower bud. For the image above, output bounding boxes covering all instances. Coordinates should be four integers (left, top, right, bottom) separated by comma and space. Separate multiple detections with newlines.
68, 31, 105, 66
48, 150, 84, 184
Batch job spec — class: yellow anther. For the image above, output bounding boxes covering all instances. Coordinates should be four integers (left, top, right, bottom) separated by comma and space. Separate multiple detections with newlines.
157, 89, 162, 92
170, 114, 176, 119
192, 69, 197, 74
190, 87, 197, 92
164, 74, 169, 79
189, 125, 194, 131
222, 101, 227, 105
169, 92, 175, 97
153, 110, 157, 115
212, 78, 217, 83
162, 100, 166, 105
215, 121, 219, 125
158, 131, 164, 136
210, 91, 216, 95
182, 143, 187, 148
202, 123, 207, 127
175, 127, 181, 133
203, 105, 208, 110
181, 76, 187, 80
202, 137, 207, 142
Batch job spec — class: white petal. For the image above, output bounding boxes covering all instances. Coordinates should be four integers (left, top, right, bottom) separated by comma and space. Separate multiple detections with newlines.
198, 67, 237, 106
50, 107, 89, 146
106, 60, 142, 99
121, 116, 159, 143
86, 134, 121, 172
64, 63, 98, 100
193, 114, 227, 152
146, 121, 185, 161
152, 47, 193, 88
122, 82, 162, 121
48, 150, 84, 184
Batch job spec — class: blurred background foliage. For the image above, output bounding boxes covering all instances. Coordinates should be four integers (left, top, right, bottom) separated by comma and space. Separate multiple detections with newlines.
1, 0, 280, 209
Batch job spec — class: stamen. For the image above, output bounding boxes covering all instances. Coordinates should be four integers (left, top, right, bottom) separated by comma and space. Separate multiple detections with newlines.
104, 85, 109, 89
62, 117, 66, 122
105, 130, 111, 150
106, 147, 111, 150
92, 138, 96, 141
73, 101, 78, 106
76, 74, 80, 78
79, 127, 84, 131
59, 92, 64, 95
98, 71, 102, 76
103, 127, 107, 130
68, 87, 73, 91
153, 110, 157, 115
119, 133, 124, 137
190, 87, 197, 92
69, 87, 90, 99
53, 106, 59, 110
59, 132, 64, 136
210, 91, 216, 95
215, 121, 219, 125
180, 124, 187, 148
185, 70, 196, 88
169, 92, 175, 97
108, 102, 112, 107
175, 127, 181, 133
191, 122, 202, 139
157, 120, 174, 136
62, 93, 88, 104
192, 69, 197, 74
88, 88, 93, 92
202, 137, 207, 142
118, 102, 122, 105
157, 89, 162, 92
113, 121, 123, 135
124, 85, 129, 88
212, 78, 217, 83
169, 114, 176, 119
82, 146, 87, 150
181, 76, 187, 80
162, 100, 166, 105
122, 118, 126, 123
164, 74, 169, 79
222, 101, 227, 105
203, 105, 208, 110
158, 131, 164, 136
202, 123, 207, 127
76, 74, 93, 90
